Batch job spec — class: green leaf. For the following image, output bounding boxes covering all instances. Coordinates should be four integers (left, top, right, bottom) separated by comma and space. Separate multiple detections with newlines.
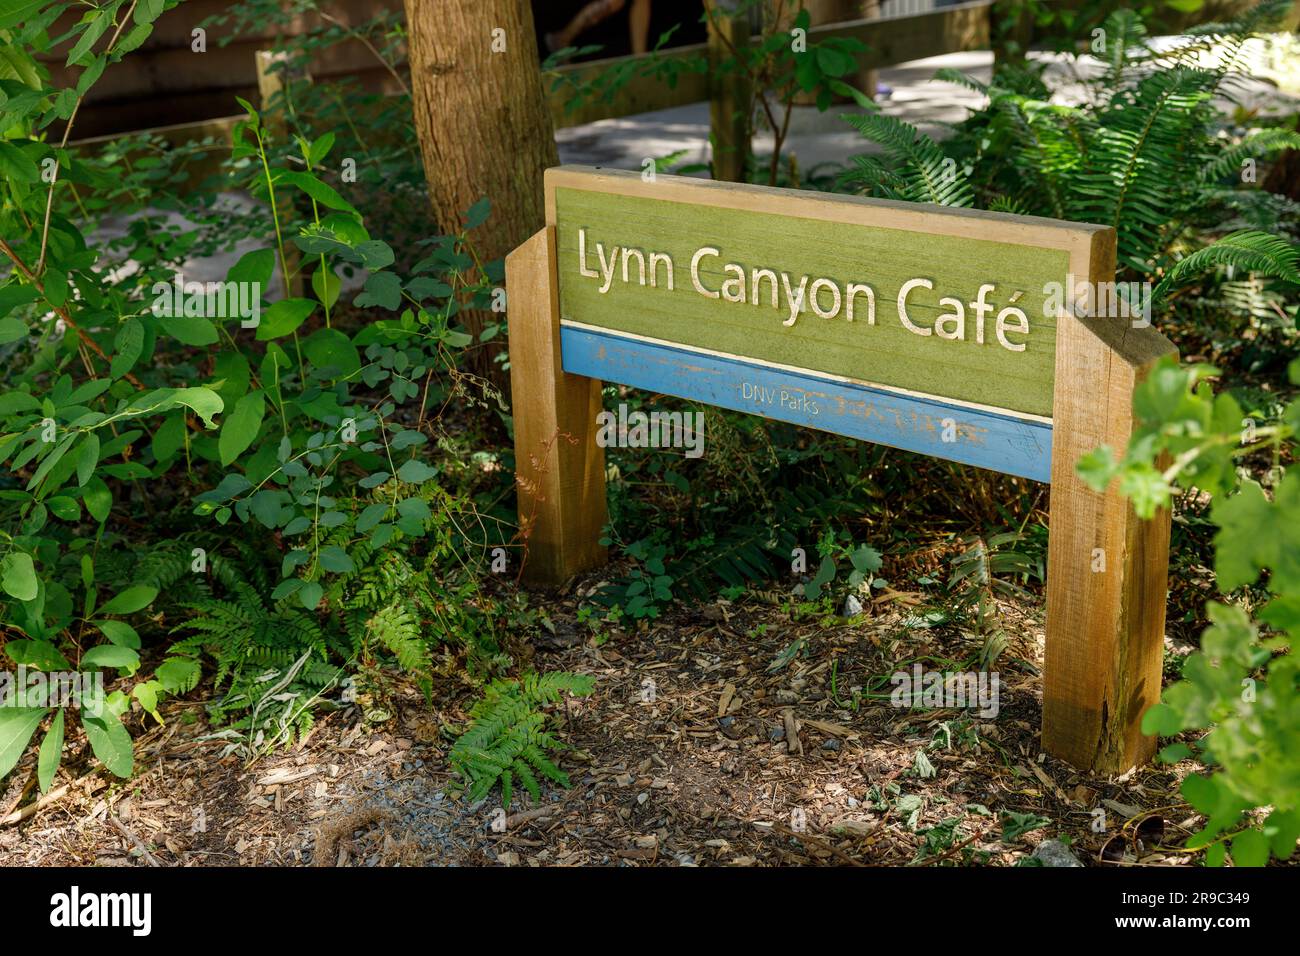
302, 328, 360, 376
353, 240, 394, 270
1141, 701, 1182, 736
82, 710, 133, 778
255, 297, 316, 340
83, 476, 111, 522
66, 9, 111, 65
0, 283, 39, 319
95, 620, 141, 648
1230, 828, 1269, 867
98, 584, 158, 616
1264, 809, 1300, 860
1, 551, 38, 601
0, 0, 49, 31
218, 389, 265, 466
396, 460, 436, 483
849, 544, 882, 574
158, 313, 218, 346
0, 391, 40, 415
45, 496, 79, 521
135, 0, 165, 25
1076, 446, 1118, 492
156, 657, 201, 694
0, 707, 46, 780
354, 271, 402, 311
308, 131, 335, 167
1157, 742, 1192, 763
355, 502, 388, 532
311, 265, 341, 310
74, 432, 99, 486
133, 681, 159, 718
277, 171, 358, 214
805, 555, 836, 601
0, 316, 26, 343
299, 580, 323, 610
0, 140, 39, 182
1153, 231, 1300, 303
1204, 841, 1227, 867
82, 644, 140, 669
37, 708, 64, 793
126, 387, 223, 429
1181, 772, 1220, 815
5, 639, 69, 670
227, 247, 276, 289
111, 318, 144, 379
464, 196, 491, 230
1212, 479, 1286, 591
318, 545, 354, 573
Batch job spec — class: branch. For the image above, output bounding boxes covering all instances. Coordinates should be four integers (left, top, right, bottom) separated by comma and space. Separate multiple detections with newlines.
0, 236, 145, 388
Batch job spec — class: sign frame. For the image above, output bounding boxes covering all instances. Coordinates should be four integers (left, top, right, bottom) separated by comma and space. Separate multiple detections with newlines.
507, 165, 1176, 774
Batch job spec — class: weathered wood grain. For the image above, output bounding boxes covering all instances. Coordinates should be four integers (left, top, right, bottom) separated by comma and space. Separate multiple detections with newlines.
506, 227, 608, 585
1043, 227, 1177, 774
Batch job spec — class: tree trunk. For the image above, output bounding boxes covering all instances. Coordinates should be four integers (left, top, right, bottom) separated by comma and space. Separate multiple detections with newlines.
403, 0, 559, 387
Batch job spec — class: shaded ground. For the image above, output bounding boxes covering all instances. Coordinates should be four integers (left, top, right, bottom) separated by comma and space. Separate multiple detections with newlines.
1, 580, 1210, 867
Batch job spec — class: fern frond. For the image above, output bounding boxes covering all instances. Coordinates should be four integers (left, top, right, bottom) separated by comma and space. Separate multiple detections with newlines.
1153, 230, 1300, 303
448, 671, 594, 808
841, 112, 974, 207
1198, 129, 1300, 184
367, 602, 429, 673
932, 67, 988, 96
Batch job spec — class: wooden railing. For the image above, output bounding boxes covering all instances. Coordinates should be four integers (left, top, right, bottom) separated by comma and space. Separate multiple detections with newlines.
69, 0, 1296, 154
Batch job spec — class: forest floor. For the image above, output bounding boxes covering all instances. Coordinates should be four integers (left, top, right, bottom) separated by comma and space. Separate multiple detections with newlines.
1, 574, 1211, 867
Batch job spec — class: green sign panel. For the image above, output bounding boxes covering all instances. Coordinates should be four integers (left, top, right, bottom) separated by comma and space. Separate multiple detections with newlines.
553, 182, 1071, 417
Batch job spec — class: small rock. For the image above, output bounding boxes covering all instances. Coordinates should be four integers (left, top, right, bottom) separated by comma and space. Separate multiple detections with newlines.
1032, 839, 1083, 868
769, 724, 786, 742
842, 593, 864, 617
821, 738, 841, 752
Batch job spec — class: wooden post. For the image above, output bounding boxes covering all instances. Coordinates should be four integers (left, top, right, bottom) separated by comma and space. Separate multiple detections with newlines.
506, 227, 608, 585
1042, 228, 1176, 775
255, 49, 305, 298
706, 1, 751, 183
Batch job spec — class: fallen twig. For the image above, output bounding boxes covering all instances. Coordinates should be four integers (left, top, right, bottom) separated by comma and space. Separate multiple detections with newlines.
111, 814, 162, 867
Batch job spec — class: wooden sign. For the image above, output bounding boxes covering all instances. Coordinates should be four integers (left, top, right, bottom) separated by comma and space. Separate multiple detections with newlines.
507, 166, 1175, 775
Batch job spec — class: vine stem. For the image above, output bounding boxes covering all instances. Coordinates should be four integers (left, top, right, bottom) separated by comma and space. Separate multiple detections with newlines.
35, 0, 139, 277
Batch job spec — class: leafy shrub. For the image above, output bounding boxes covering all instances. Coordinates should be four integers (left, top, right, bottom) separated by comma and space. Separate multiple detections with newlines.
1081, 356, 1299, 866
0, 1, 509, 785
839, 2, 1300, 292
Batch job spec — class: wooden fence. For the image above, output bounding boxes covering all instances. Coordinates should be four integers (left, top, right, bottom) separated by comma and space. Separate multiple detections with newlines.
66, 0, 1294, 154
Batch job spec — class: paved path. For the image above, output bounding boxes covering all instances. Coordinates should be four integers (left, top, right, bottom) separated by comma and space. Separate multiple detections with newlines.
107, 47, 1298, 287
